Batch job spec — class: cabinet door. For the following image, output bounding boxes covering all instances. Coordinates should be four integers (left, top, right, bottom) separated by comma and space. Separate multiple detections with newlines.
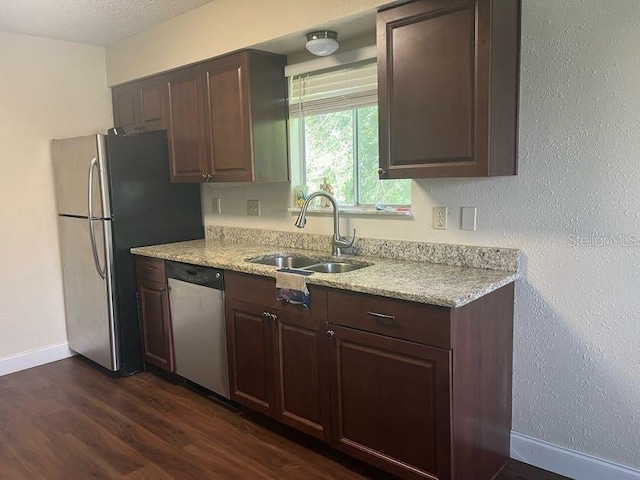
138, 278, 174, 372
378, 0, 519, 179
273, 310, 331, 442
225, 298, 275, 416
201, 53, 254, 182
329, 325, 452, 480
112, 83, 141, 135
139, 77, 166, 132
165, 66, 209, 183
112, 79, 167, 134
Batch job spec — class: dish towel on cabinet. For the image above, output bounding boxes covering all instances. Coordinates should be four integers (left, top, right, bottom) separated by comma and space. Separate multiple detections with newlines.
275, 268, 312, 307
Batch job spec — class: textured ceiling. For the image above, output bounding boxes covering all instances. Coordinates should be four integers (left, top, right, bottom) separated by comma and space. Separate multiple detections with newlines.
0, 0, 215, 46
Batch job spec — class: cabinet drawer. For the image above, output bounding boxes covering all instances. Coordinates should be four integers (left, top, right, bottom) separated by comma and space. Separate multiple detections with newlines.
135, 256, 166, 283
327, 289, 451, 349
225, 271, 327, 320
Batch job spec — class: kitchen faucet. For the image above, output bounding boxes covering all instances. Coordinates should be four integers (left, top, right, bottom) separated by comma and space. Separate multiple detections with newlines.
295, 191, 356, 256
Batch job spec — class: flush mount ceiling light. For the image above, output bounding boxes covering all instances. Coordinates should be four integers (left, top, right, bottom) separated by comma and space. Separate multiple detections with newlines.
305, 30, 339, 56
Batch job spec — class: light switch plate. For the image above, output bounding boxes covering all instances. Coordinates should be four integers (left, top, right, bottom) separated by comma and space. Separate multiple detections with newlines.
461, 207, 477, 231
432, 206, 447, 230
211, 197, 221, 214
247, 199, 260, 217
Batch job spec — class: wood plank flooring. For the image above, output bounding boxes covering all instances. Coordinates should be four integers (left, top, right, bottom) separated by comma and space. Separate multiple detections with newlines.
0, 357, 570, 479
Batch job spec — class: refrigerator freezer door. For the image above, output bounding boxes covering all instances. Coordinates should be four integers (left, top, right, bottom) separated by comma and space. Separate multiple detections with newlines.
58, 216, 118, 371
52, 135, 111, 218
105, 132, 202, 375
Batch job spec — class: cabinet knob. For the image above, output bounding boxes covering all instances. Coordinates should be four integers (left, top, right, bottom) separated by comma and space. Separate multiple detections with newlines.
326, 330, 335, 339
378, 168, 387, 177
207, 173, 213, 181
201, 173, 207, 181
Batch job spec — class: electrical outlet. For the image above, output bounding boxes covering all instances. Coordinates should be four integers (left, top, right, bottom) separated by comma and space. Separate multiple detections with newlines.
432, 206, 447, 230
247, 199, 260, 217
211, 197, 221, 214
461, 207, 477, 231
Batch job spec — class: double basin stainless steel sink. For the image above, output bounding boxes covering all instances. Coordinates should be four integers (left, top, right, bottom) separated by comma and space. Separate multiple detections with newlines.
248, 253, 370, 274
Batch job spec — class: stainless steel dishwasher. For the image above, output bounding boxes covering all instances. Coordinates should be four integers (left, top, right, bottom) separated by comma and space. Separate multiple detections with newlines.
166, 261, 230, 399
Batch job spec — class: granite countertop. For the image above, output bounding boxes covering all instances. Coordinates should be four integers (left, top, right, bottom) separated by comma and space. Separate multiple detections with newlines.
131, 238, 519, 308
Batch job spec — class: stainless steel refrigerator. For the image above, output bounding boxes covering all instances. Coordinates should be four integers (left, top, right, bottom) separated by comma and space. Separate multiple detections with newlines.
52, 131, 202, 375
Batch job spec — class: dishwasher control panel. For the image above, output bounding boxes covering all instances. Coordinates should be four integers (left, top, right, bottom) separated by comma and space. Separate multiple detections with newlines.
166, 261, 224, 290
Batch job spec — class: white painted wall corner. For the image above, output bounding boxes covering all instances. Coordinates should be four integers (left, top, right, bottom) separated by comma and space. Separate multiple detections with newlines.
0, 342, 75, 377
512, 431, 640, 480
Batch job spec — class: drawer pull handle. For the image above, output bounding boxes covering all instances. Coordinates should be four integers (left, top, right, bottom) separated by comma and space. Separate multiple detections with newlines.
367, 311, 396, 327
145, 266, 157, 271
286, 299, 303, 305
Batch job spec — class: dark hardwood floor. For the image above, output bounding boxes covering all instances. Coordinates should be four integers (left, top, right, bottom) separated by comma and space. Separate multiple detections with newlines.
0, 357, 570, 479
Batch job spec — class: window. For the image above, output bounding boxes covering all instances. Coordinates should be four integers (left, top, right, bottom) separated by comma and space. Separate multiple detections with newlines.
288, 58, 410, 207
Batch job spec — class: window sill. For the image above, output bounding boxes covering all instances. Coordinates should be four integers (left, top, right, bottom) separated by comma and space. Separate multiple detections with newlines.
287, 206, 412, 218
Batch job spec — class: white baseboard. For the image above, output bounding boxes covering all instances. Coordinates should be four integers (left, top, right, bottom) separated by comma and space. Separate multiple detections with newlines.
0, 342, 75, 377
511, 431, 640, 480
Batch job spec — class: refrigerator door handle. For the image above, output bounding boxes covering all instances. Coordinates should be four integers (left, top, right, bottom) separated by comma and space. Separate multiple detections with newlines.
88, 157, 106, 279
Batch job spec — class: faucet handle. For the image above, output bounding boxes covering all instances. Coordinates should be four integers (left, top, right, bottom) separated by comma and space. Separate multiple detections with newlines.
336, 229, 356, 248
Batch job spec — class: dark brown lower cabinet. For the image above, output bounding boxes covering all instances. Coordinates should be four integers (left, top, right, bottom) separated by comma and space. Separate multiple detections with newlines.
225, 298, 275, 416
325, 284, 514, 480
135, 256, 174, 372
328, 325, 451, 480
225, 272, 332, 441
273, 310, 331, 442
225, 298, 331, 440
137, 277, 174, 372
225, 272, 514, 480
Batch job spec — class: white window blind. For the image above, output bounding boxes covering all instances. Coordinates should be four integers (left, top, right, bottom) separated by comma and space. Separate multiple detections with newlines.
288, 59, 377, 117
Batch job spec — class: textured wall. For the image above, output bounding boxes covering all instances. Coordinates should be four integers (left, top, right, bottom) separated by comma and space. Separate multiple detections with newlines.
0, 32, 112, 359
412, 0, 640, 466
200, 0, 640, 468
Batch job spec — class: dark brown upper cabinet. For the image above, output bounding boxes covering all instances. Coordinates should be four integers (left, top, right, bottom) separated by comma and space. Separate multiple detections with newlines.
166, 50, 289, 183
112, 77, 167, 135
165, 66, 209, 183
377, 0, 521, 179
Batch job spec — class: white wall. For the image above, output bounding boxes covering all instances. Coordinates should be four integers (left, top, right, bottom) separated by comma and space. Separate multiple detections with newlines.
0, 32, 112, 360
105, 0, 383, 85
200, 0, 640, 470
